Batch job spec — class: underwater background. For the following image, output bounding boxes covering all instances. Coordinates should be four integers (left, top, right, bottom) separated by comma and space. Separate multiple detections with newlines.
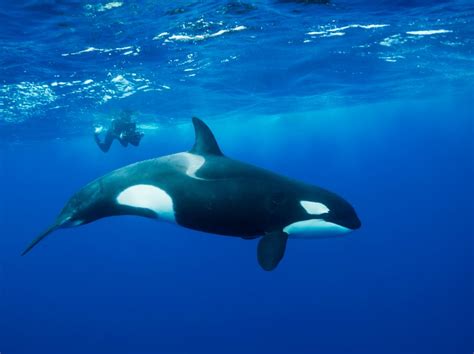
0, 1, 473, 353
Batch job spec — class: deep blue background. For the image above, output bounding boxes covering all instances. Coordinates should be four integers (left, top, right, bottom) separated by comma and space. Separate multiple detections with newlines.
0, 1, 473, 353
1, 96, 472, 353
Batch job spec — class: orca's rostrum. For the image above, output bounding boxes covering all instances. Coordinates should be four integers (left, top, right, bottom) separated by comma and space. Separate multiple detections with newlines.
23, 117, 361, 270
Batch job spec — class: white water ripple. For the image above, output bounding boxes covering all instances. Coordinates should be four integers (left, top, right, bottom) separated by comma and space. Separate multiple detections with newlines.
0, 82, 57, 123
154, 25, 247, 42
84, 2, 123, 13
61, 46, 140, 57
406, 29, 453, 36
307, 23, 389, 37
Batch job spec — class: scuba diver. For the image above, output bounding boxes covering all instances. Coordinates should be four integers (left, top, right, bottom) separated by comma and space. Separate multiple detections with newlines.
94, 111, 144, 152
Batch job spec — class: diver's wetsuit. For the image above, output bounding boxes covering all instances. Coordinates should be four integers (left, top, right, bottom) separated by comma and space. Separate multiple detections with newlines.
94, 118, 143, 152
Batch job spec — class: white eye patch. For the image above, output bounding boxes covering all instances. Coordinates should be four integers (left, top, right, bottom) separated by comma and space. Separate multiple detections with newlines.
300, 200, 330, 215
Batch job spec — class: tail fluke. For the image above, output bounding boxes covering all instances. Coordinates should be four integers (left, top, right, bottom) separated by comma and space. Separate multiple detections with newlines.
21, 224, 59, 256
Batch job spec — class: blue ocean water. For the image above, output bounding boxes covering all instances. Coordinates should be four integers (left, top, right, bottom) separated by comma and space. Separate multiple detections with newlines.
0, 1, 473, 353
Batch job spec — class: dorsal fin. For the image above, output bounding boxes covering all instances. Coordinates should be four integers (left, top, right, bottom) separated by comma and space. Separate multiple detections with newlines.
190, 117, 223, 156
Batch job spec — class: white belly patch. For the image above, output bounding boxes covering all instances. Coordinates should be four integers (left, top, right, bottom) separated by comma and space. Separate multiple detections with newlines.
116, 184, 175, 223
283, 219, 350, 239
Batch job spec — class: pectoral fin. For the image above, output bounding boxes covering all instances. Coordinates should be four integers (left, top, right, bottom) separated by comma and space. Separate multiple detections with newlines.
257, 231, 288, 271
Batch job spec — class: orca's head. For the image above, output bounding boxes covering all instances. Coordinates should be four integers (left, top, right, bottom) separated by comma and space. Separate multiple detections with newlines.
283, 191, 361, 238
56, 180, 117, 228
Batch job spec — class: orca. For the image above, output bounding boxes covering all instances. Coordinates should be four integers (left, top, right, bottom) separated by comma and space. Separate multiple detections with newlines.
22, 117, 361, 270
